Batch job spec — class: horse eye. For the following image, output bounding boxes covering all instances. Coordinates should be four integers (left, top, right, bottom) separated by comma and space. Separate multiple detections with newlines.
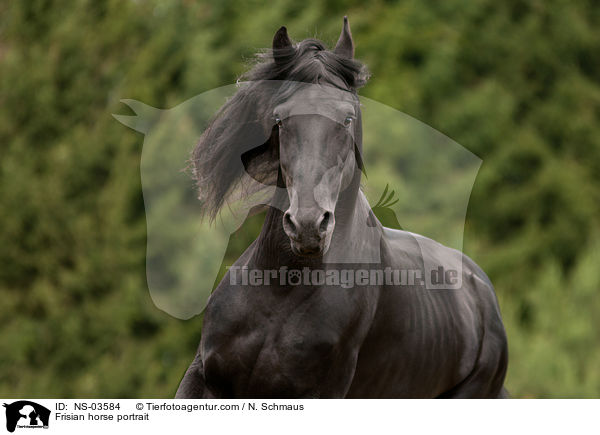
275, 117, 282, 127
343, 116, 353, 127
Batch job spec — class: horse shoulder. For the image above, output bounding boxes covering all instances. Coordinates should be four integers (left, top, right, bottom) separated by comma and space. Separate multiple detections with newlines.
370, 227, 507, 396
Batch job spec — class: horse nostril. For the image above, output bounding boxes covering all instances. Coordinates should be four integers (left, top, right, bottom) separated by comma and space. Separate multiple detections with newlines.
319, 211, 331, 233
283, 212, 297, 235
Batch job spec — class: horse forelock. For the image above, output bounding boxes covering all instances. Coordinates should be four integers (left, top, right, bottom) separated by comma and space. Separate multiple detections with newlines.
247, 38, 369, 90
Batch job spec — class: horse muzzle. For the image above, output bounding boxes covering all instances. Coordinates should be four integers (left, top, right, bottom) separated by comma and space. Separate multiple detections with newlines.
283, 209, 334, 257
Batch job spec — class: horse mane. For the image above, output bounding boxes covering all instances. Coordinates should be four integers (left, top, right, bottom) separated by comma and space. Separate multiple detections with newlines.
190, 37, 370, 221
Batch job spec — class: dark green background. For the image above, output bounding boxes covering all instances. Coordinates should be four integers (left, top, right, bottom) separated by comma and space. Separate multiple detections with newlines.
1, 0, 599, 397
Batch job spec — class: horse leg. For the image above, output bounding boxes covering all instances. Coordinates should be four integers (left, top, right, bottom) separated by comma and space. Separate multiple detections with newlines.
437, 333, 508, 399
437, 365, 507, 399
497, 387, 510, 398
175, 351, 213, 398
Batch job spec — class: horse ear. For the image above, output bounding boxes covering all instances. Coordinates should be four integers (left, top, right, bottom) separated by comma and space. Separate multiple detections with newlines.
334, 16, 354, 59
273, 26, 292, 50
272, 26, 294, 65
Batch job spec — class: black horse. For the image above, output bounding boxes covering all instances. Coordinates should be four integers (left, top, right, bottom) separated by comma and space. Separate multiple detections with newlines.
176, 17, 508, 398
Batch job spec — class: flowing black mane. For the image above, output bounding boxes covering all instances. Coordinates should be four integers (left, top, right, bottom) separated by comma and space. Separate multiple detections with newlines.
190, 35, 370, 221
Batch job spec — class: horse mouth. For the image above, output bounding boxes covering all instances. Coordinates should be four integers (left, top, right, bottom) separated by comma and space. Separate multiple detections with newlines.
289, 239, 326, 257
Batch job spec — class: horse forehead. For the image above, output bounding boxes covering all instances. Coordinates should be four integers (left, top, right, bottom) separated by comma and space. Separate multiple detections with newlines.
277, 86, 356, 120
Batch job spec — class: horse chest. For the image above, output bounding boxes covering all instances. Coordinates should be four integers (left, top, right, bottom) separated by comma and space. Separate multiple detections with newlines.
201, 289, 358, 398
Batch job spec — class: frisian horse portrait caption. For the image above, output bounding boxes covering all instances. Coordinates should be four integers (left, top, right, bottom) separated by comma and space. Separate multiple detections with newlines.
115, 17, 508, 398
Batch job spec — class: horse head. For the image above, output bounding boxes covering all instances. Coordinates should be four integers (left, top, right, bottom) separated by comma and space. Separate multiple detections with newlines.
270, 18, 366, 257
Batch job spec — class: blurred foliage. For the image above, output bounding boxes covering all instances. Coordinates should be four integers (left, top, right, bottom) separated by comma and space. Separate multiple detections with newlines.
0, 0, 599, 398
